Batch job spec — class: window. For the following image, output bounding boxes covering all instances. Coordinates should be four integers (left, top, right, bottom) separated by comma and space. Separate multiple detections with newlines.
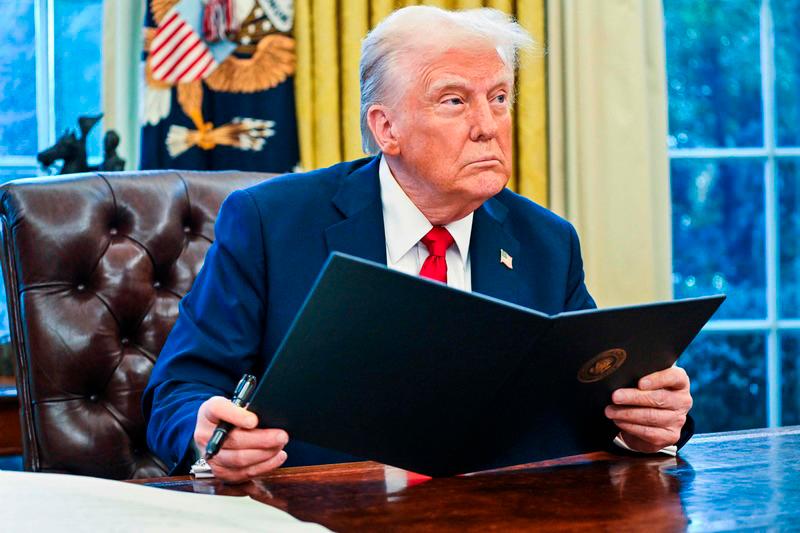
0, 0, 103, 344
665, 0, 800, 431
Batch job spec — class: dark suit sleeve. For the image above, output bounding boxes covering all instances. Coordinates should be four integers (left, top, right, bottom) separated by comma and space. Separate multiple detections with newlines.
142, 189, 268, 473
563, 222, 597, 311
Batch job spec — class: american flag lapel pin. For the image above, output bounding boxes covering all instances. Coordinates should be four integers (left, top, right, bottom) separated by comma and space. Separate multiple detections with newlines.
500, 249, 513, 270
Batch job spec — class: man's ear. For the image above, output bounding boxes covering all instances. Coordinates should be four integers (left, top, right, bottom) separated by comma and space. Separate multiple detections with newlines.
367, 105, 400, 156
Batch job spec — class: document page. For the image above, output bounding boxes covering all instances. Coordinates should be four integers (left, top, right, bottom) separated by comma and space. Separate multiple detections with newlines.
3, 471, 330, 532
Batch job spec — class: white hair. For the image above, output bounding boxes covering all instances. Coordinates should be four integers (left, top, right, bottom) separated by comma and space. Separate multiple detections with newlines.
359, 6, 536, 155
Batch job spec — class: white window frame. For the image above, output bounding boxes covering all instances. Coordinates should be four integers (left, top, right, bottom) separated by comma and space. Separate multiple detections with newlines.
0, 0, 102, 178
0, 0, 51, 176
668, 0, 796, 427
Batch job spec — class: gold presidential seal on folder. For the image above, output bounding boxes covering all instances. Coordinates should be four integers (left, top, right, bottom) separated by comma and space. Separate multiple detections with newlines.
577, 349, 628, 383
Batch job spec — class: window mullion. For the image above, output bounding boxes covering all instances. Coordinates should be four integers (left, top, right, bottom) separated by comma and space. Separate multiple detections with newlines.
34, 0, 55, 150
760, 0, 780, 428
669, 148, 768, 159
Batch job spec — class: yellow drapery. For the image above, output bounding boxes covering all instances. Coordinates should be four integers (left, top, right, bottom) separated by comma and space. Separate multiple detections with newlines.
294, 0, 547, 204
102, 0, 146, 168
547, 0, 673, 306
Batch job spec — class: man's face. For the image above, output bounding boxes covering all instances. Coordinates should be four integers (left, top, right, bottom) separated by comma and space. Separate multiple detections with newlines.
387, 47, 513, 219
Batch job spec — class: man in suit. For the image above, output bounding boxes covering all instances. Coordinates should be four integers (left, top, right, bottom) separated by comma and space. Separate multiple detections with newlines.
144, 6, 694, 482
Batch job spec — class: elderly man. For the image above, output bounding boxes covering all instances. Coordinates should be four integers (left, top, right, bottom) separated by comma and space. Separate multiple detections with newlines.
144, 6, 694, 482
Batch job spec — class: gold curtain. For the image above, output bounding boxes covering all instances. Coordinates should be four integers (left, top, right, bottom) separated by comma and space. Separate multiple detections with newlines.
102, 0, 146, 168
294, 0, 548, 204
547, 0, 673, 306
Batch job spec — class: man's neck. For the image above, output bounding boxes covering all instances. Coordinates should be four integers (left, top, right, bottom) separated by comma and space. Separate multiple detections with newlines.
382, 155, 481, 226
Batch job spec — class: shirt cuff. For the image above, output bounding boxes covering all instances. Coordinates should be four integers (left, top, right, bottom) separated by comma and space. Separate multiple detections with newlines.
613, 432, 677, 457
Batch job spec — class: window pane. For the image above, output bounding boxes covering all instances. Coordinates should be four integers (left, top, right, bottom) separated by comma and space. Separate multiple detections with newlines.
54, 0, 103, 159
0, 0, 37, 156
781, 332, 800, 426
779, 159, 800, 317
774, 0, 800, 146
0, 167, 41, 183
0, 266, 7, 345
682, 332, 767, 432
671, 159, 766, 318
664, 0, 762, 148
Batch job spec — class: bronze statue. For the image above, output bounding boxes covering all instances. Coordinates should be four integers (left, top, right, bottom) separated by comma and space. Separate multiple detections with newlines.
37, 114, 126, 174
100, 130, 126, 171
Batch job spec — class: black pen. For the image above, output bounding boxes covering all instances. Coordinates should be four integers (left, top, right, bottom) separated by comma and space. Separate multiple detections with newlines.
204, 374, 258, 461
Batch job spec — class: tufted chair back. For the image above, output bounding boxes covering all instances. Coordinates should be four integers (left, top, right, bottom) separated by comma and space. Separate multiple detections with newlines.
0, 170, 273, 479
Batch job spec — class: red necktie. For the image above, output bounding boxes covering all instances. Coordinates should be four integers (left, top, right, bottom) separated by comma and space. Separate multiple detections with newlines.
419, 226, 454, 283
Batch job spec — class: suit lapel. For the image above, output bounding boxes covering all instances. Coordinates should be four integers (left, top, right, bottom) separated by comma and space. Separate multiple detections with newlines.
324, 157, 387, 265
324, 159, 522, 303
470, 196, 522, 305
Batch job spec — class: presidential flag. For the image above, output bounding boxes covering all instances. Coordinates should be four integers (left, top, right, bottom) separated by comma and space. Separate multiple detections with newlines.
140, 0, 299, 173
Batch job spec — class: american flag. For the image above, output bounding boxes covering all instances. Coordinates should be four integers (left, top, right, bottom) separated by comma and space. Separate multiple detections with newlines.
149, 9, 217, 84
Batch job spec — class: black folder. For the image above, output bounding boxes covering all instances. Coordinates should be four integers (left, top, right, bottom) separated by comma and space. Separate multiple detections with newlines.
248, 252, 724, 476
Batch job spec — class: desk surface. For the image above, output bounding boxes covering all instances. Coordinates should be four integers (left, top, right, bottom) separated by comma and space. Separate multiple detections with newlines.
0, 376, 21, 456
135, 426, 800, 531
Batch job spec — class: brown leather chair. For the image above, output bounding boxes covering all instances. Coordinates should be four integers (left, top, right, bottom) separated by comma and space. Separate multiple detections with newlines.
0, 170, 273, 479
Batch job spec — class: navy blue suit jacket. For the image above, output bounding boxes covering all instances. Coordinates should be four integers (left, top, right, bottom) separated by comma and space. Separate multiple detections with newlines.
143, 156, 597, 473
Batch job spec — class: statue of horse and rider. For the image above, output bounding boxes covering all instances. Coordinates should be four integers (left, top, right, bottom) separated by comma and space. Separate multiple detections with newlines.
37, 114, 126, 175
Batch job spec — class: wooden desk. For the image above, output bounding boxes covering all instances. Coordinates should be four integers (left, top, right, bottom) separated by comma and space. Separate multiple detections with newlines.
0, 376, 21, 456
134, 426, 800, 531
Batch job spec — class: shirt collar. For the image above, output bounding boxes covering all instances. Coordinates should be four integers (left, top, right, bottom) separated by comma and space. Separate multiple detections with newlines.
379, 156, 473, 263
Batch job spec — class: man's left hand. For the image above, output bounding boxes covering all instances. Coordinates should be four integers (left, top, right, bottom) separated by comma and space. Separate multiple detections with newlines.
605, 366, 693, 453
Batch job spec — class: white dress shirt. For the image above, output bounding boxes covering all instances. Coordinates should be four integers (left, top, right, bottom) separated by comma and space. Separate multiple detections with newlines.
378, 156, 678, 456
379, 156, 473, 290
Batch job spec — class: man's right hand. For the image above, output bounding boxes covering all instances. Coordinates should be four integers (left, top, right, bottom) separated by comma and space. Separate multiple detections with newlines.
194, 396, 289, 483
